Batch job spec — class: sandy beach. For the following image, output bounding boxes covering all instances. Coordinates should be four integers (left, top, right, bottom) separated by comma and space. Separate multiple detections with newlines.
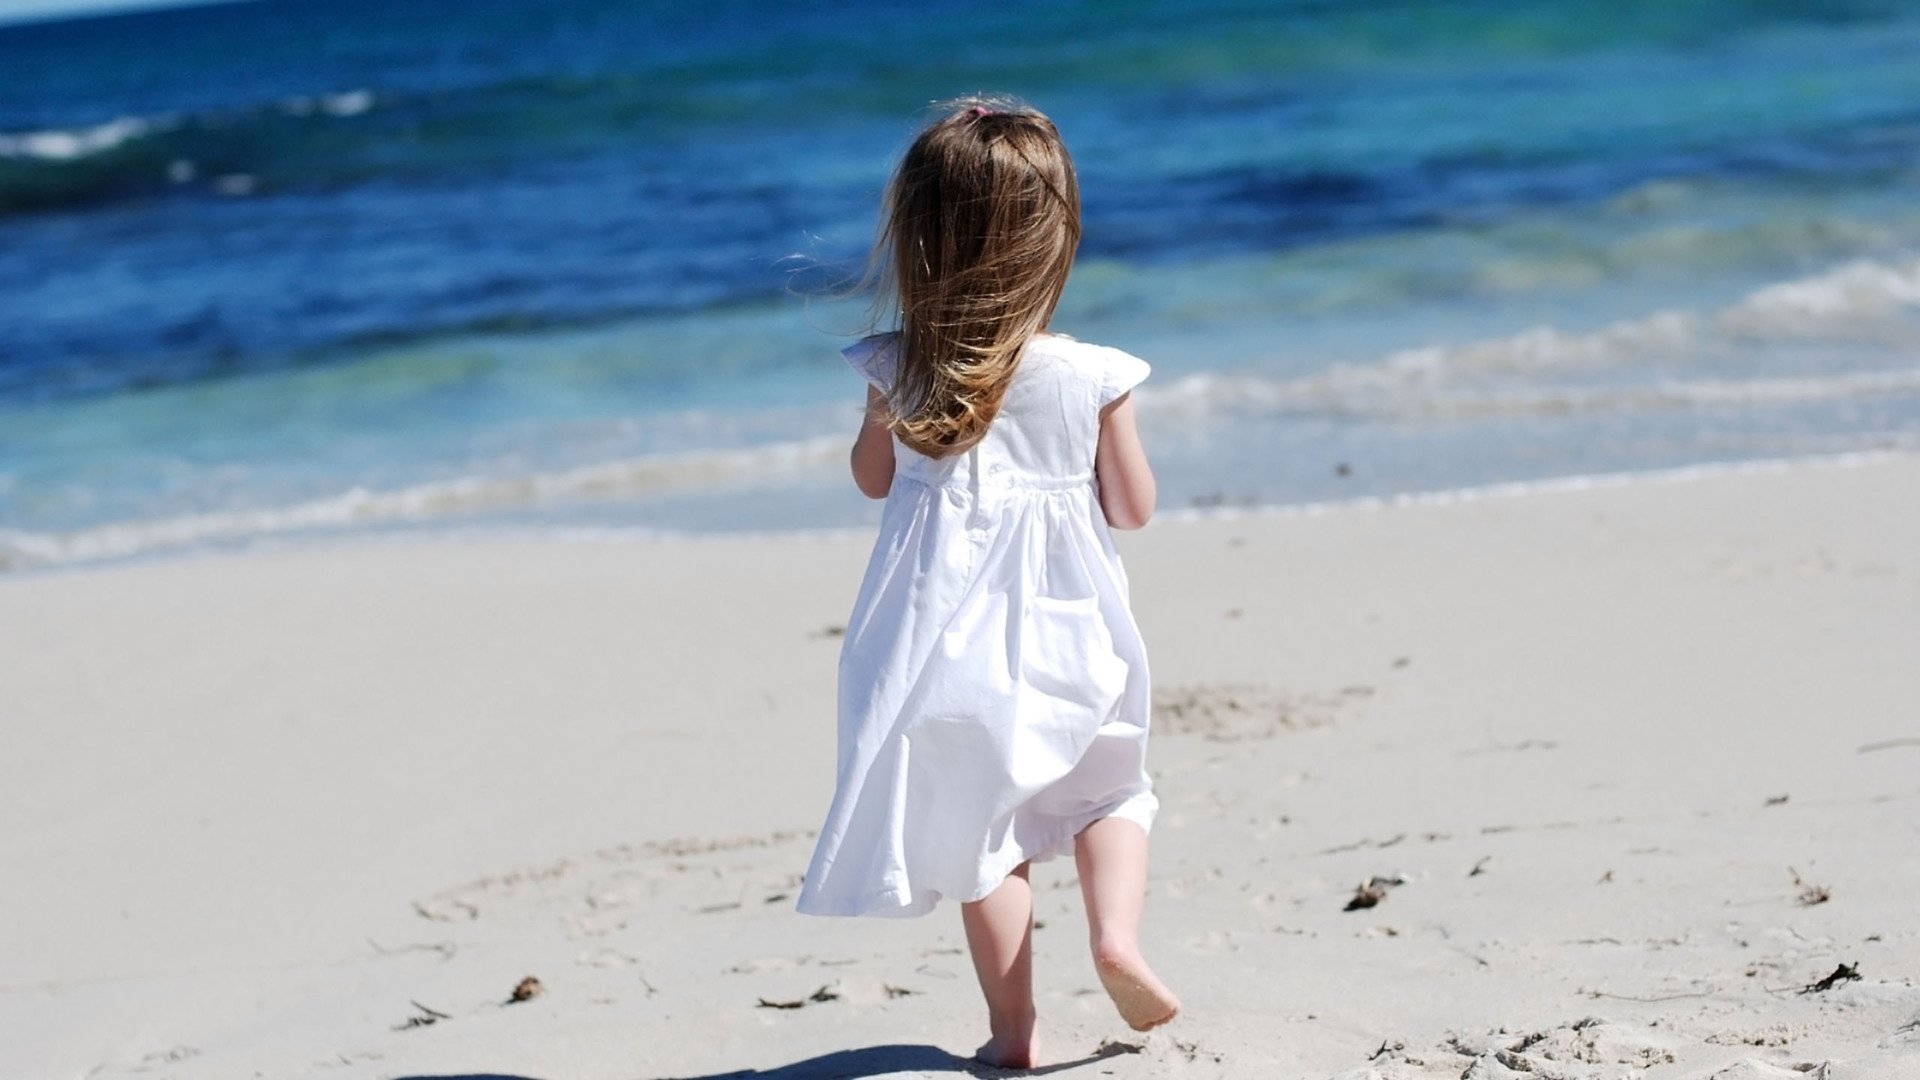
4, 451, 1918, 1079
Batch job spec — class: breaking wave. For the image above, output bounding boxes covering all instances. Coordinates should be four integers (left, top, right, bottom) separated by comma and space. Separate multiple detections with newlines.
1147, 255, 1920, 421
0, 89, 380, 213
0, 114, 170, 161
0, 436, 842, 573
0, 90, 378, 162
4, 254, 1916, 574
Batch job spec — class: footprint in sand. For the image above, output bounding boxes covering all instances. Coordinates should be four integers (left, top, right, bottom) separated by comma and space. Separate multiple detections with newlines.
1151, 683, 1356, 741
576, 947, 642, 969
1443, 1019, 1676, 1078
1706, 1061, 1837, 1080
1184, 928, 1238, 954
566, 909, 629, 938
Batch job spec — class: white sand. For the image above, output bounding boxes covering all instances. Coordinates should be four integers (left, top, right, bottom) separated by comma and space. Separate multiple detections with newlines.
4, 453, 1917, 1080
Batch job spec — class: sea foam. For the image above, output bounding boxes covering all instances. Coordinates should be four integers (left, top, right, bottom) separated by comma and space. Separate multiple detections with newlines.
0, 114, 169, 161
1146, 255, 1920, 421
0, 436, 845, 572
4, 255, 1917, 573
0, 87, 379, 165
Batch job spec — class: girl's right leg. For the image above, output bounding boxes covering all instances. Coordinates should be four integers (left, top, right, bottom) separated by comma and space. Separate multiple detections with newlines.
1075, 816, 1180, 1030
961, 861, 1039, 1068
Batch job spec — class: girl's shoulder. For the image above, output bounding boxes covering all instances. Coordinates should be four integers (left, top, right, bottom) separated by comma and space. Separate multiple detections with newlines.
841, 330, 1148, 404
842, 331, 902, 390
1029, 333, 1151, 406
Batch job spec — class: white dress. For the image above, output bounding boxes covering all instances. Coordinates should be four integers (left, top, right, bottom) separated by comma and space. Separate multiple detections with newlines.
796, 331, 1159, 918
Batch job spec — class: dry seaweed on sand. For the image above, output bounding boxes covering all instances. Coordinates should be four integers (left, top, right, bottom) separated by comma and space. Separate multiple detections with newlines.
1788, 867, 1831, 906
1799, 962, 1861, 994
1344, 874, 1406, 911
394, 1000, 451, 1031
757, 985, 841, 1009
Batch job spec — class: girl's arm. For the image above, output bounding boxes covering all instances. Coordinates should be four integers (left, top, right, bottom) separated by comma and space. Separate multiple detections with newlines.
851, 384, 895, 499
1095, 392, 1156, 529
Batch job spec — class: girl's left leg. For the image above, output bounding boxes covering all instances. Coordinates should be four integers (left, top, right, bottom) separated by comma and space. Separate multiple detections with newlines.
1075, 816, 1180, 1031
961, 861, 1038, 1068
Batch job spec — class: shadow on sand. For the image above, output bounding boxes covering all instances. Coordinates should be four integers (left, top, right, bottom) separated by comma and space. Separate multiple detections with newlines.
397, 1040, 1141, 1080
665, 1040, 1142, 1079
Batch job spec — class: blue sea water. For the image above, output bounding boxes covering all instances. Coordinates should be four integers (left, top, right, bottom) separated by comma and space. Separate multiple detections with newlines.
1, 0, 1918, 568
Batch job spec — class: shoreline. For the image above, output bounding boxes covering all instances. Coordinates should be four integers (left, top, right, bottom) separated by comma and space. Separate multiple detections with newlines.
4, 444, 1912, 582
4, 449, 1917, 1078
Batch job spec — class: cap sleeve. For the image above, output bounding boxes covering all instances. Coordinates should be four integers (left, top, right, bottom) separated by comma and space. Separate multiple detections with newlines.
1096, 346, 1151, 406
841, 332, 900, 391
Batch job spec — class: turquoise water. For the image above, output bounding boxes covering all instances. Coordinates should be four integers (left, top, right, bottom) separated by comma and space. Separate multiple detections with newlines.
1, 0, 1917, 568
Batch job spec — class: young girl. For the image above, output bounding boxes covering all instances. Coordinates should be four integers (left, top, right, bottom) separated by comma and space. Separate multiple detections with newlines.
795, 96, 1179, 1068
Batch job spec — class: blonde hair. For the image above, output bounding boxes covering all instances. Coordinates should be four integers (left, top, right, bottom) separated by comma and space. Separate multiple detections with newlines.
871, 95, 1081, 459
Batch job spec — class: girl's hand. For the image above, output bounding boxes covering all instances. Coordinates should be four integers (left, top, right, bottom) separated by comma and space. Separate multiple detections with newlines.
851, 385, 895, 499
1095, 393, 1156, 529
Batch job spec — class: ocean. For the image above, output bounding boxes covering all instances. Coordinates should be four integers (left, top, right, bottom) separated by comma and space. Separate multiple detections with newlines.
2, 0, 1917, 570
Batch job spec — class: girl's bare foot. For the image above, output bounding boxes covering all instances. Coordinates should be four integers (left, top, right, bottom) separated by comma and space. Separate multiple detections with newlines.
1093, 943, 1180, 1031
973, 1029, 1039, 1070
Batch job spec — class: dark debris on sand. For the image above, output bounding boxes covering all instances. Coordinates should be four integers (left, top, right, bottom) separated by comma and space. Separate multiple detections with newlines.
1799, 962, 1861, 994
1789, 867, 1831, 906
394, 999, 451, 1031
1344, 874, 1406, 912
757, 985, 841, 1010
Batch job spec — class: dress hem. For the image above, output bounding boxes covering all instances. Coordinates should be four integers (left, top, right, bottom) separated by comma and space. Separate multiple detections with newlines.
794, 790, 1156, 919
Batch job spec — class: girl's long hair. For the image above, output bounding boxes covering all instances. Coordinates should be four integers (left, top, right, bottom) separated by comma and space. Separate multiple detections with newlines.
871, 96, 1081, 459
